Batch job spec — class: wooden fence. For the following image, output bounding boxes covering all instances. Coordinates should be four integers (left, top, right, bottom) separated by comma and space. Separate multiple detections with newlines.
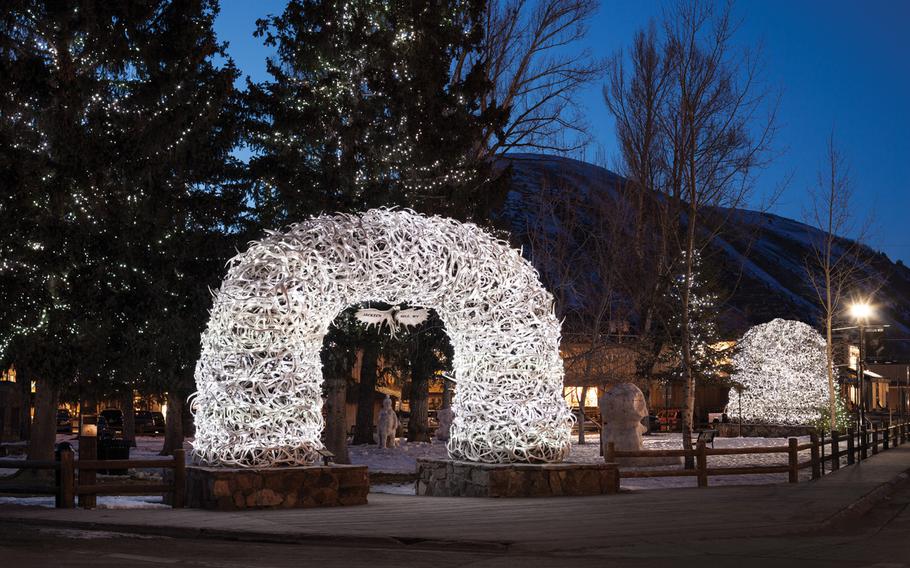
0, 447, 185, 509
607, 420, 909, 488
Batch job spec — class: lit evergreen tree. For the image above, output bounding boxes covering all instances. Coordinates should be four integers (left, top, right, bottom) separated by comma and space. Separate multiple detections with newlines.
0, 1, 243, 458
657, 252, 733, 390
245, 0, 506, 227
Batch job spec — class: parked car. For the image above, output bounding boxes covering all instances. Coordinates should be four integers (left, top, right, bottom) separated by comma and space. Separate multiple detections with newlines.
56, 409, 73, 433
135, 410, 165, 435
99, 408, 124, 436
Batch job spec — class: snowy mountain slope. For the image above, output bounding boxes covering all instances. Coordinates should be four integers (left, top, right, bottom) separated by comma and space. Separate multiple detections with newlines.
501, 153, 910, 348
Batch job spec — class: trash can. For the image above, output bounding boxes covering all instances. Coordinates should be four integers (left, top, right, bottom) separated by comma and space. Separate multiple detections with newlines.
98, 437, 130, 475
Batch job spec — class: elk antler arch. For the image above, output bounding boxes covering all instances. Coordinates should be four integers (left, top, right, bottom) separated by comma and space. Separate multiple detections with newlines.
192, 209, 573, 467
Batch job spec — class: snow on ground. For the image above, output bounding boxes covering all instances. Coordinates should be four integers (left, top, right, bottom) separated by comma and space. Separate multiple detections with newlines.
3, 432, 819, 502
35, 527, 165, 540
0, 495, 167, 509
349, 440, 448, 474
0, 453, 25, 477
356, 433, 817, 492
0, 435, 187, 509
370, 483, 418, 495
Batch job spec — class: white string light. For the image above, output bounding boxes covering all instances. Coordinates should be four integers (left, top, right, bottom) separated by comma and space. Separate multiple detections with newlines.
728, 318, 830, 426
191, 209, 574, 467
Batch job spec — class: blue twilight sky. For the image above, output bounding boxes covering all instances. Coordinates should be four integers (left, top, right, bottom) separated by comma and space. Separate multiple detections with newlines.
214, 0, 910, 265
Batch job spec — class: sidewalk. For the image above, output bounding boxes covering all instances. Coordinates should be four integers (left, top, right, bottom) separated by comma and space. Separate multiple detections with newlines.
4, 446, 909, 553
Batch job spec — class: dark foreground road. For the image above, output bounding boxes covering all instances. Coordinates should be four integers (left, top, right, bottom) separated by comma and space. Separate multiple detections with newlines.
2, 479, 909, 568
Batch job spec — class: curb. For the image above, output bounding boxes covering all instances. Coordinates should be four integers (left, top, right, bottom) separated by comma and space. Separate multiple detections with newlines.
822, 469, 910, 529
6, 516, 511, 552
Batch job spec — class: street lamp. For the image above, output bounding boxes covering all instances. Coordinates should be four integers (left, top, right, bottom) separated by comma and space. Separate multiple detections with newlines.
849, 302, 873, 320
849, 301, 873, 429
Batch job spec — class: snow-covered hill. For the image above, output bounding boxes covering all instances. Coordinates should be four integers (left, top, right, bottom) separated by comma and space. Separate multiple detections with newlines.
502, 153, 910, 354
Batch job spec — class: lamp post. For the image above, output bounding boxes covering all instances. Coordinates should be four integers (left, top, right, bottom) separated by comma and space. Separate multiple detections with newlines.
849, 302, 873, 429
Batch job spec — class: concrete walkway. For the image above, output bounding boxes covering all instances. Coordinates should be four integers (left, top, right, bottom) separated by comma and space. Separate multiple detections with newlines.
3, 446, 909, 554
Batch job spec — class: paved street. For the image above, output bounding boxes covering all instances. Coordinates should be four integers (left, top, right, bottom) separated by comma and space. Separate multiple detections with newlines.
1, 447, 908, 567
1, 480, 909, 568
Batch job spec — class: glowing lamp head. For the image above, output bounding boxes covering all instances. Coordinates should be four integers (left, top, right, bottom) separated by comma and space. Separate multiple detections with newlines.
849, 302, 873, 320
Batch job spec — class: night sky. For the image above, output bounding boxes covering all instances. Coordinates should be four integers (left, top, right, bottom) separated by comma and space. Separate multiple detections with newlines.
214, 0, 910, 265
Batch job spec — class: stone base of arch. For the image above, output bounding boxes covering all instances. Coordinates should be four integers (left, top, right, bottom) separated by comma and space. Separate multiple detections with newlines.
182, 464, 369, 510
415, 459, 619, 498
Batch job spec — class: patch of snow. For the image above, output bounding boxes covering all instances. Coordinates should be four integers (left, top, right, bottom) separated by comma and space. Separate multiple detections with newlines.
0, 453, 25, 477
36, 527, 167, 540
0, 495, 166, 509
351, 433, 814, 490
349, 439, 447, 474
370, 483, 416, 495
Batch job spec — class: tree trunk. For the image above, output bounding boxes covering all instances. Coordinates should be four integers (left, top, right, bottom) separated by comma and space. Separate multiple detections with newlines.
81, 393, 97, 416
577, 386, 589, 444
442, 378, 454, 408
27, 376, 58, 462
121, 391, 136, 447
18, 376, 31, 441
323, 374, 350, 463
160, 391, 184, 456
825, 319, 837, 431
352, 343, 379, 445
407, 349, 431, 443
680, 209, 698, 469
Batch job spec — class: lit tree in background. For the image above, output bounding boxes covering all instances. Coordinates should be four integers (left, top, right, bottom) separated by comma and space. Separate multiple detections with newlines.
245, 0, 507, 227
0, 1, 244, 459
657, 252, 733, 390
728, 319, 830, 426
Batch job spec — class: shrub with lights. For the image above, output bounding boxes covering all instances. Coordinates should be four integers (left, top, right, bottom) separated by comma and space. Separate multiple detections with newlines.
191, 209, 574, 467
728, 318, 830, 426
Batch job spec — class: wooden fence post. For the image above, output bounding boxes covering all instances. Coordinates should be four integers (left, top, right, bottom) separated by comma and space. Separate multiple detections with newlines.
831, 431, 840, 471
860, 427, 868, 460
696, 440, 708, 488
883, 423, 890, 450
55, 445, 75, 509
847, 428, 855, 465
172, 449, 186, 509
872, 427, 879, 455
820, 431, 826, 476
810, 432, 820, 480
78, 435, 97, 509
788, 437, 799, 483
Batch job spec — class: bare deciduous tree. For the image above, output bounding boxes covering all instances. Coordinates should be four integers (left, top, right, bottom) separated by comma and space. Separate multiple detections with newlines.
665, 1, 777, 463
605, 0, 777, 463
603, 24, 678, 382
804, 133, 872, 431
468, 0, 604, 157
520, 167, 638, 443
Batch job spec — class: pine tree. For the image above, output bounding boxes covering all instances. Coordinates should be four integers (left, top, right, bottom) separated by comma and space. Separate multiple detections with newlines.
0, 1, 243, 458
245, 0, 505, 227
658, 252, 733, 396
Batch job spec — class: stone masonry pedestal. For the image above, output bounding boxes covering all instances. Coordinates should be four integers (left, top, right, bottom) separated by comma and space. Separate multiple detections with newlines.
184, 465, 368, 510
416, 459, 619, 498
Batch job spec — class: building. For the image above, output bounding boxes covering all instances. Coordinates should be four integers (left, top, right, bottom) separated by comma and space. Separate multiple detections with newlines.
0, 366, 28, 443
560, 341, 731, 431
